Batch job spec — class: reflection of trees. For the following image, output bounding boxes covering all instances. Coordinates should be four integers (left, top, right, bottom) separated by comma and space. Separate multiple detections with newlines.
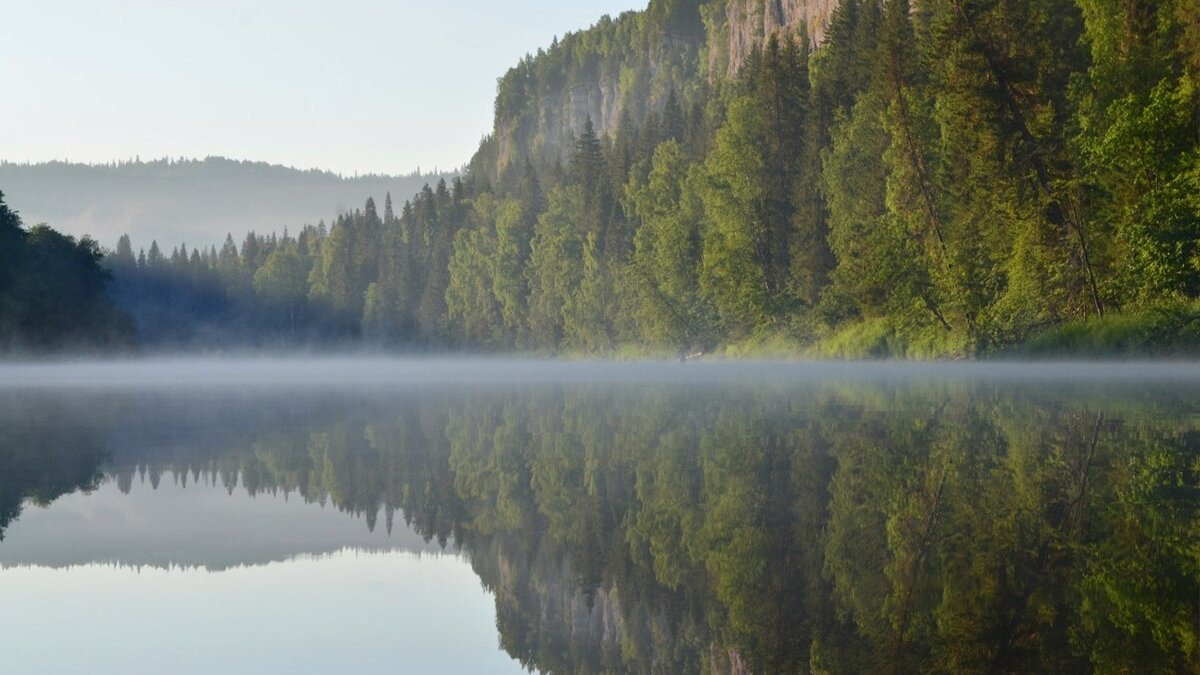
435, 385, 1200, 674
0, 395, 112, 541
107, 396, 465, 545
3, 383, 1199, 673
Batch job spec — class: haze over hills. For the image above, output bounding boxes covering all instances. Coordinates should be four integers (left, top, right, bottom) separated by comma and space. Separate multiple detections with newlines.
0, 157, 454, 250
0, 0, 839, 255
2, 0, 1199, 358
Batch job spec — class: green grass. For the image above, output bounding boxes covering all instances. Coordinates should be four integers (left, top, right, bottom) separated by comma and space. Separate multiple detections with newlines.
718, 329, 810, 359
557, 302, 1200, 361
1011, 302, 1200, 358
804, 318, 968, 360
806, 318, 897, 359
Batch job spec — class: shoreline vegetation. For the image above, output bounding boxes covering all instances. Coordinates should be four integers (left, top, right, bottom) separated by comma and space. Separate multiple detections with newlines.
608, 302, 1200, 360
5, 307, 1200, 362
6, 180, 1200, 364
3, 0, 1199, 360
4, 178, 1200, 361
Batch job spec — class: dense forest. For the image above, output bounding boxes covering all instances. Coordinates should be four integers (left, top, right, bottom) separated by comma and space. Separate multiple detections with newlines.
3, 0, 1199, 355
0, 192, 131, 351
4, 382, 1198, 672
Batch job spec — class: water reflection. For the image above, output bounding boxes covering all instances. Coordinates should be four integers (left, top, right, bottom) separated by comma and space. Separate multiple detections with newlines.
0, 371, 1198, 674
0, 477, 443, 570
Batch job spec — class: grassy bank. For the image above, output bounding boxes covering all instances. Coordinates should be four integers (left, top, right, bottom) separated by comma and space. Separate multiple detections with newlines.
1010, 302, 1200, 359
700, 302, 1200, 360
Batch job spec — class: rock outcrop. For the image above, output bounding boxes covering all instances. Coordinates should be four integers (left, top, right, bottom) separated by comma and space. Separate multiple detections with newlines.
485, 0, 842, 177
718, 0, 840, 77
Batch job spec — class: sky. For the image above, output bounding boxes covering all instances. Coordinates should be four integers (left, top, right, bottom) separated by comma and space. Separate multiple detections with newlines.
3, 0, 646, 176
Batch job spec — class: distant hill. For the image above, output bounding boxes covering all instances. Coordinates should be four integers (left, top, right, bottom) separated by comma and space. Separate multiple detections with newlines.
0, 157, 455, 249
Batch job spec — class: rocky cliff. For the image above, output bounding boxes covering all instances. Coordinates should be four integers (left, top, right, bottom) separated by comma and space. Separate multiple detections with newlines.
481, 0, 841, 178
715, 0, 840, 77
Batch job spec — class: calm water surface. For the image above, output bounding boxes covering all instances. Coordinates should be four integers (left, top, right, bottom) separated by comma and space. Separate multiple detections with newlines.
1, 359, 1199, 674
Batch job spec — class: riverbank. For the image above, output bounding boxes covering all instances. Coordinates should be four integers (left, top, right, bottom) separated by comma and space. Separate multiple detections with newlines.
695, 302, 1200, 361
5, 303, 1200, 363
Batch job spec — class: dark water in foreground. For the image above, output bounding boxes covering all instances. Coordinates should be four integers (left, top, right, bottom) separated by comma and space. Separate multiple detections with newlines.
1, 360, 1198, 674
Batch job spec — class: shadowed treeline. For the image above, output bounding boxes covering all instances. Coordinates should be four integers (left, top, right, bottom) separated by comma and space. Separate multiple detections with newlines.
6, 0, 1200, 356
106, 0, 1200, 356
0, 192, 132, 352
1, 379, 1198, 673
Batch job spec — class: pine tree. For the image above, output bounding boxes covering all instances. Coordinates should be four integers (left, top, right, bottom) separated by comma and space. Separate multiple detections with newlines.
114, 234, 136, 269
147, 241, 165, 269
445, 201, 503, 347
929, 0, 1097, 343
571, 119, 610, 239
659, 89, 686, 145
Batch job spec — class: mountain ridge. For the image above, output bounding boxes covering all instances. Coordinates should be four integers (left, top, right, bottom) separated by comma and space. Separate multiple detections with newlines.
0, 156, 455, 249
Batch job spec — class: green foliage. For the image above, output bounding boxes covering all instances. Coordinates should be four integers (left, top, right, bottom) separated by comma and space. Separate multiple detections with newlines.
1074, 0, 1200, 304
824, 90, 910, 320
0, 191, 132, 351
492, 190, 537, 344
526, 186, 585, 348
253, 246, 308, 327
446, 216, 504, 347
1015, 301, 1200, 357
15, 0, 1200, 357
0, 194, 27, 327
626, 140, 714, 349
307, 217, 362, 325
698, 96, 771, 334
564, 233, 617, 350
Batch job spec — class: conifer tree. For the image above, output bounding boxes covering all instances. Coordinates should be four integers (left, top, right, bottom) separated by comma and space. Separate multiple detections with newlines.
147, 241, 165, 269
114, 234, 136, 269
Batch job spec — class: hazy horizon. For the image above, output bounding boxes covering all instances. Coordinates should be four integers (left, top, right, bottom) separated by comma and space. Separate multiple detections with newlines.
0, 156, 453, 180
0, 157, 457, 247
2, 0, 644, 176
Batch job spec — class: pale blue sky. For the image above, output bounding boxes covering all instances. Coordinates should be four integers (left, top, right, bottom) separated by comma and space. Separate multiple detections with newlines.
3, 0, 645, 175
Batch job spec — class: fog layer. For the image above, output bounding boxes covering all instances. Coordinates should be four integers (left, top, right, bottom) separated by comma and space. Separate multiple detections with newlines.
1, 357, 1199, 390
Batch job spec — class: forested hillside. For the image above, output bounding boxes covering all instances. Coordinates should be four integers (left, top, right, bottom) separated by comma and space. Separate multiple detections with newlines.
455, 0, 1200, 356
0, 158, 451, 251
10, 0, 1198, 356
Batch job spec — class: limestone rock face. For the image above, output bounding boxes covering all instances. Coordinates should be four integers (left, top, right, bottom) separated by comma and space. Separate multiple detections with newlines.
487, 0, 841, 177
720, 0, 839, 77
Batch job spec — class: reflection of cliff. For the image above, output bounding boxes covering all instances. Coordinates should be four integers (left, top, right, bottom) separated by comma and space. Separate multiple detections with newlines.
2, 382, 1199, 673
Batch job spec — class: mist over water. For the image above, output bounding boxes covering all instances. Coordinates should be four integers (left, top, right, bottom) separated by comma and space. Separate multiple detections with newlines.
2, 356, 1200, 390
1, 359, 1199, 673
